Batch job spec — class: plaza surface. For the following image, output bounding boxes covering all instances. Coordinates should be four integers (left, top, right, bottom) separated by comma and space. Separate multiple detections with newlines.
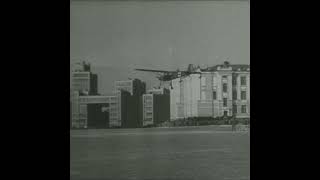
70, 126, 250, 180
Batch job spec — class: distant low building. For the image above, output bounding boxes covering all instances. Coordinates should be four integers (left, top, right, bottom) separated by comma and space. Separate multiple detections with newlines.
71, 91, 123, 129
71, 75, 147, 129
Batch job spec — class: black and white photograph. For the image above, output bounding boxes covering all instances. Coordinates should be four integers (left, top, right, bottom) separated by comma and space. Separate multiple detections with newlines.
70, 0, 250, 179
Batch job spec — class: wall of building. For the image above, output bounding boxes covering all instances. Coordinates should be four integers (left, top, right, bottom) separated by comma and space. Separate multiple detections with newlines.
87, 103, 109, 128
132, 79, 146, 96
115, 80, 133, 95
70, 101, 72, 128
170, 74, 201, 119
71, 91, 81, 128
142, 94, 153, 126
90, 73, 98, 95
71, 72, 91, 94
233, 71, 250, 118
217, 69, 233, 117
121, 91, 143, 128
71, 93, 122, 128
198, 72, 213, 117
169, 64, 250, 120
153, 93, 170, 124
108, 92, 122, 127
170, 78, 181, 120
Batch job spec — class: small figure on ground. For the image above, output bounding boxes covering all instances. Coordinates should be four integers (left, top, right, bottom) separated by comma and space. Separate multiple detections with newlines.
231, 115, 237, 131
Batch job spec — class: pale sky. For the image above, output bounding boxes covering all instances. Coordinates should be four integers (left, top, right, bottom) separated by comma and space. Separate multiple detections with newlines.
70, 0, 250, 94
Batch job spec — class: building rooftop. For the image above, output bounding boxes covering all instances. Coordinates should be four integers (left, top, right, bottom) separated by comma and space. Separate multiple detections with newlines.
203, 62, 250, 72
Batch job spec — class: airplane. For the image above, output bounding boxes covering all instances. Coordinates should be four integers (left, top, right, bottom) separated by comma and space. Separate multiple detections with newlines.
135, 64, 203, 88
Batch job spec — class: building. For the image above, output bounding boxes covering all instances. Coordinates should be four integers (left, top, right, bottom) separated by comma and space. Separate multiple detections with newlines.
71, 91, 122, 128
231, 65, 250, 119
170, 61, 250, 120
115, 79, 146, 128
115, 79, 146, 96
71, 77, 147, 129
120, 91, 143, 128
70, 61, 118, 128
71, 61, 98, 95
143, 88, 170, 127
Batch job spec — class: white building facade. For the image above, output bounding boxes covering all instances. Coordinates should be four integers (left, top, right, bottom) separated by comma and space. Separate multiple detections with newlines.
170, 62, 250, 120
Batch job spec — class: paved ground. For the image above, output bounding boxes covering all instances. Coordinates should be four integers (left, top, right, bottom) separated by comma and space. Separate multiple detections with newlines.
70, 126, 250, 180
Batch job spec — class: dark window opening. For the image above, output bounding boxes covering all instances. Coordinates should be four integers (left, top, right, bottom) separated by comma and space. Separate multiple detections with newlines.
241, 91, 246, 100
241, 76, 246, 86
223, 83, 228, 92
223, 98, 227, 107
241, 105, 247, 113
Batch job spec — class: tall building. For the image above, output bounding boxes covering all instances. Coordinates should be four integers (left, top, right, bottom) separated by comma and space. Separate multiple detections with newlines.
142, 88, 170, 127
170, 61, 250, 120
120, 91, 143, 128
115, 79, 146, 128
71, 61, 108, 128
71, 61, 98, 95
115, 79, 146, 96
231, 66, 250, 119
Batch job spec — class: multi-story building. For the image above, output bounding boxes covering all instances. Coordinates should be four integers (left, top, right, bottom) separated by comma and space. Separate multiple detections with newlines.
142, 88, 170, 127
115, 79, 146, 96
170, 61, 250, 120
71, 91, 122, 128
71, 61, 98, 95
114, 79, 146, 128
70, 61, 117, 128
231, 66, 250, 119
71, 76, 147, 129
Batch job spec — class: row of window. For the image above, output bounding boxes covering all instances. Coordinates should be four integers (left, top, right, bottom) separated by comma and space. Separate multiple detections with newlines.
233, 105, 247, 113
72, 73, 90, 78
202, 76, 247, 87
144, 107, 152, 111
144, 118, 152, 121
210, 91, 247, 100
110, 113, 118, 117
233, 91, 247, 100
116, 81, 132, 86
228, 76, 247, 85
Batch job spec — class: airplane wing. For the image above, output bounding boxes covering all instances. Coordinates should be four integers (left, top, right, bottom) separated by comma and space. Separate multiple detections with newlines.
135, 69, 175, 73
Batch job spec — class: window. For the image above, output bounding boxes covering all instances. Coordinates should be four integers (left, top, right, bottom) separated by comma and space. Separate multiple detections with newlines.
241, 91, 246, 100
224, 111, 228, 116
232, 76, 237, 85
145, 118, 152, 121
241, 105, 247, 113
223, 83, 228, 92
241, 76, 246, 86
201, 91, 206, 100
233, 91, 237, 100
213, 91, 217, 100
223, 98, 228, 107
201, 77, 206, 86
222, 75, 227, 79
233, 105, 237, 114
145, 107, 152, 112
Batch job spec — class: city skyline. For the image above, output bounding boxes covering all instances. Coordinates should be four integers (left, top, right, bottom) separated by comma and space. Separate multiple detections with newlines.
71, 1, 249, 93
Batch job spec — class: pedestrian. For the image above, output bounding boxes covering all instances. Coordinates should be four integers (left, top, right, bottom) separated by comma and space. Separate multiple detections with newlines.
232, 116, 237, 131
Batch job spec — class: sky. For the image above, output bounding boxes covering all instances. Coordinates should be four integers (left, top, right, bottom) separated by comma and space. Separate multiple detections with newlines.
70, 0, 250, 94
